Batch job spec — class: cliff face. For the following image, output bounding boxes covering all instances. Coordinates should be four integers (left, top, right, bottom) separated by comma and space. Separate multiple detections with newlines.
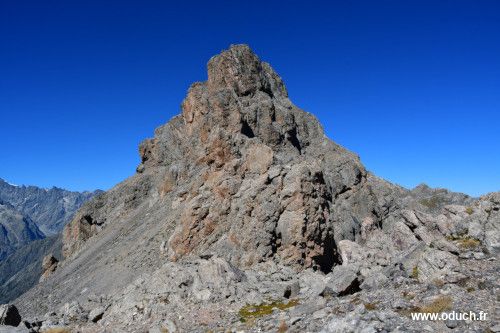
62, 45, 396, 272
12, 45, 499, 333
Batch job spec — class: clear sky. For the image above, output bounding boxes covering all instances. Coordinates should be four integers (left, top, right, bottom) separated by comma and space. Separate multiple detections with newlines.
1, 1, 499, 196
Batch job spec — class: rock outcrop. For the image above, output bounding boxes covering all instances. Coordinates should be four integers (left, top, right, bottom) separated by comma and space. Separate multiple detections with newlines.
39, 254, 59, 283
12, 45, 499, 333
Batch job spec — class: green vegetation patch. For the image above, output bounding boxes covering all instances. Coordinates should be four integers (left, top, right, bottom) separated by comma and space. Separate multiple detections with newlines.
364, 301, 379, 311
410, 266, 419, 279
239, 299, 299, 322
447, 234, 481, 249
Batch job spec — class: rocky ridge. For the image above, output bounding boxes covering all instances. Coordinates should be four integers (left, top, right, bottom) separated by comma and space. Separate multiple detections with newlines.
7, 45, 499, 333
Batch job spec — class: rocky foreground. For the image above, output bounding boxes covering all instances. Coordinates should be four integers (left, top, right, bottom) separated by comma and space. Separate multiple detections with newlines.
2, 45, 498, 332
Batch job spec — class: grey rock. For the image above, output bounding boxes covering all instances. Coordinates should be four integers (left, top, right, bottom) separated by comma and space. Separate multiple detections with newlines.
88, 306, 105, 323
61, 301, 86, 322
445, 319, 459, 329
490, 324, 500, 333
322, 264, 360, 297
299, 270, 329, 297
149, 319, 177, 333
0, 325, 28, 333
360, 272, 388, 290
312, 308, 327, 319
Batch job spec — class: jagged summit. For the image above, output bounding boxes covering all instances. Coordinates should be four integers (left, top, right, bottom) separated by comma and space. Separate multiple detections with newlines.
66, 45, 367, 271
138, 44, 330, 176
206, 44, 288, 98
12, 45, 499, 333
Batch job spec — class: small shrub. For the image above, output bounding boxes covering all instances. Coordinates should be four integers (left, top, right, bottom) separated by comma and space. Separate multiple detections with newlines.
278, 320, 288, 333
418, 295, 453, 313
433, 278, 445, 287
467, 287, 475, 293
457, 237, 481, 249
478, 281, 489, 290
410, 266, 419, 279
456, 277, 470, 288
446, 234, 481, 249
465, 207, 474, 215
349, 295, 361, 305
364, 302, 379, 311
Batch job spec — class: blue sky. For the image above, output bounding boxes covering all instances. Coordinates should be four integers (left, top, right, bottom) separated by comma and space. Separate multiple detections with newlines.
1, 1, 499, 196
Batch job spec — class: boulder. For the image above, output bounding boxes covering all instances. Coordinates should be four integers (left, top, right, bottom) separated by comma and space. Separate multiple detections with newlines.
39, 254, 59, 282
321, 264, 360, 297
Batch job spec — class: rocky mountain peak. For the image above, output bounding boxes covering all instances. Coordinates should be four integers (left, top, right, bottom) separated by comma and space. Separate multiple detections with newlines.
138, 44, 327, 176
11, 45, 499, 333
67, 45, 367, 271
206, 44, 288, 98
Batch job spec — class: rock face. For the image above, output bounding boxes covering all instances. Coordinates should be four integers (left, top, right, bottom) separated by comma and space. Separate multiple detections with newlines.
62, 44, 380, 272
12, 45, 499, 333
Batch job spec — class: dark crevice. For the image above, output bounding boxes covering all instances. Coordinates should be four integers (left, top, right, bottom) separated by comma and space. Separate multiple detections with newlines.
91, 312, 104, 323
83, 214, 103, 226
338, 278, 361, 297
270, 227, 281, 255
287, 127, 302, 153
260, 85, 274, 98
241, 120, 255, 138
313, 233, 341, 274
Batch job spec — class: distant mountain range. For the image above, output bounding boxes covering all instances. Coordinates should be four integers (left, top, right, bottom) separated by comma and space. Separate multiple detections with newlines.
0, 178, 100, 237
0, 178, 100, 302
0, 199, 44, 261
